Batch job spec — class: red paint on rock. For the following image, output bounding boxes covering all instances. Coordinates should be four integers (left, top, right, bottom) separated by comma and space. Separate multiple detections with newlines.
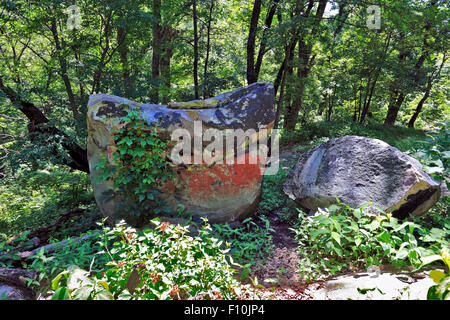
162, 153, 265, 202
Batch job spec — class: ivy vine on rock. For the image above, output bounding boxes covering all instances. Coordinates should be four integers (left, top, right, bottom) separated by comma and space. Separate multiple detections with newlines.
94, 107, 174, 226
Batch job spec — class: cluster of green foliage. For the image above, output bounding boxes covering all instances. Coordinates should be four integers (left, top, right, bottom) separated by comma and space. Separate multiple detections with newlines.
293, 202, 449, 282
410, 124, 449, 187
256, 168, 291, 216
0, 167, 95, 240
24, 232, 109, 295
94, 107, 174, 226
0, 228, 109, 300
212, 217, 275, 279
1, 0, 448, 181
50, 219, 257, 300
420, 248, 450, 300
282, 117, 427, 149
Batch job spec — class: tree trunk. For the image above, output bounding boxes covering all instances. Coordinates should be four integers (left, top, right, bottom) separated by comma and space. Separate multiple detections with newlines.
0, 77, 89, 172
193, 0, 199, 99
360, 33, 391, 124
384, 14, 433, 126
50, 19, 78, 121
117, 24, 132, 97
352, 85, 358, 121
254, 0, 281, 81
203, 0, 215, 99
359, 76, 372, 123
408, 54, 446, 128
274, 37, 297, 129
282, 0, 327, 131
160, 26, 177, 104
326, 88, 335, 121
384, 92, 406, 125
150, 0, 162, 103
246, 0, 262, 84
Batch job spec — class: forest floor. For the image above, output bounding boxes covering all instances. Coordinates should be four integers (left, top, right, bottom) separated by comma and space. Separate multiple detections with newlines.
1, 121, 447, 300
244, 145, 444, 300
248, 211, 437, 300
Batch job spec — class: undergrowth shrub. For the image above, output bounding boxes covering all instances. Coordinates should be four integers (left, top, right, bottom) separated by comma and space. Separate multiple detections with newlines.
50, 219, 257, 300
280, 118, 426, 150
410, 124, 449, 187
256, 169, 291, 216
94, 107, 174, 226
212, 217, 275, 279
294, 202, 449, 282
0, 167, 94, 239
420, 247, 450, 300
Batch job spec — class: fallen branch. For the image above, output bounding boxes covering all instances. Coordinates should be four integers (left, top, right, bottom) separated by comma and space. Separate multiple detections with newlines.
17, 232, 100, 259
0, 232, 101, 267
8, 208, 87, 244
0, 208, 102, 265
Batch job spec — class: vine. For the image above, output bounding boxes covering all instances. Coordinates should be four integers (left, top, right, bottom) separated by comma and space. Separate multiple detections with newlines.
94, 107, 174, 226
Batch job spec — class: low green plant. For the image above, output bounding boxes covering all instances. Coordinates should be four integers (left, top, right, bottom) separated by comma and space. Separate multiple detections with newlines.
293, 202, 449, 282
419, 248, 450, 300
28, 232, 108, 276
2, 230, 108, 298
50, 219, 257, 300
407, 123, 449, 236
212, 217, 275, 279
0, 167, 94, 239
410, 124, 449, 187
51, 266, 114, 300
276, 205, 298, 226
0, 231, 33, 267
256, 169, 291, 216
94, 107, 174, 226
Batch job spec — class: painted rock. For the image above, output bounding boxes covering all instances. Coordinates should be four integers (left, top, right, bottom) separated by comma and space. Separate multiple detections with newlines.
283, 136, 441, 218
87, 82, 276, 225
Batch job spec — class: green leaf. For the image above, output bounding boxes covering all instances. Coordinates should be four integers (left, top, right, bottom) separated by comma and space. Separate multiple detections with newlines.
377, 231, 390, 243
52, 287, 69, 300
395, 248, 409, 260
421, 254, 443, 266
72, 285, 94, 300
429, 270, 446, 284
331, 232, 341, 246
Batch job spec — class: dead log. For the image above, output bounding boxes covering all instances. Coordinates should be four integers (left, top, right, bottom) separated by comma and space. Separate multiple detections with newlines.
7, 208, 86, 245
17, 232, 100, 259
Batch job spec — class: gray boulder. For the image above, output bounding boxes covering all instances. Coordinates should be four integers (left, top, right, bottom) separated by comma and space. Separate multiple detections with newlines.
87, 82, 275, 225
283, 136, 441, 218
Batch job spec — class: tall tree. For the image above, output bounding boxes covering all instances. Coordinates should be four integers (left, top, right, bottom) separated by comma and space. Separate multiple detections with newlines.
150, 0, 162, 103
246, 0, 263, 85
408, 53, 447, 128
247, 0, 280, 84
193, 0, 199, 99
283, 0, 327, 131
202, 0, 215, 98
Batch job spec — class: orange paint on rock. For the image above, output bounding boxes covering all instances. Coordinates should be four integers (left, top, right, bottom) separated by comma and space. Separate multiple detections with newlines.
178, 153, 264, 201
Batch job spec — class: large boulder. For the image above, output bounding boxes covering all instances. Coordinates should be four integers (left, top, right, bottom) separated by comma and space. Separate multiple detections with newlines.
87, 82, 275, 224
283, 136, 441, 218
